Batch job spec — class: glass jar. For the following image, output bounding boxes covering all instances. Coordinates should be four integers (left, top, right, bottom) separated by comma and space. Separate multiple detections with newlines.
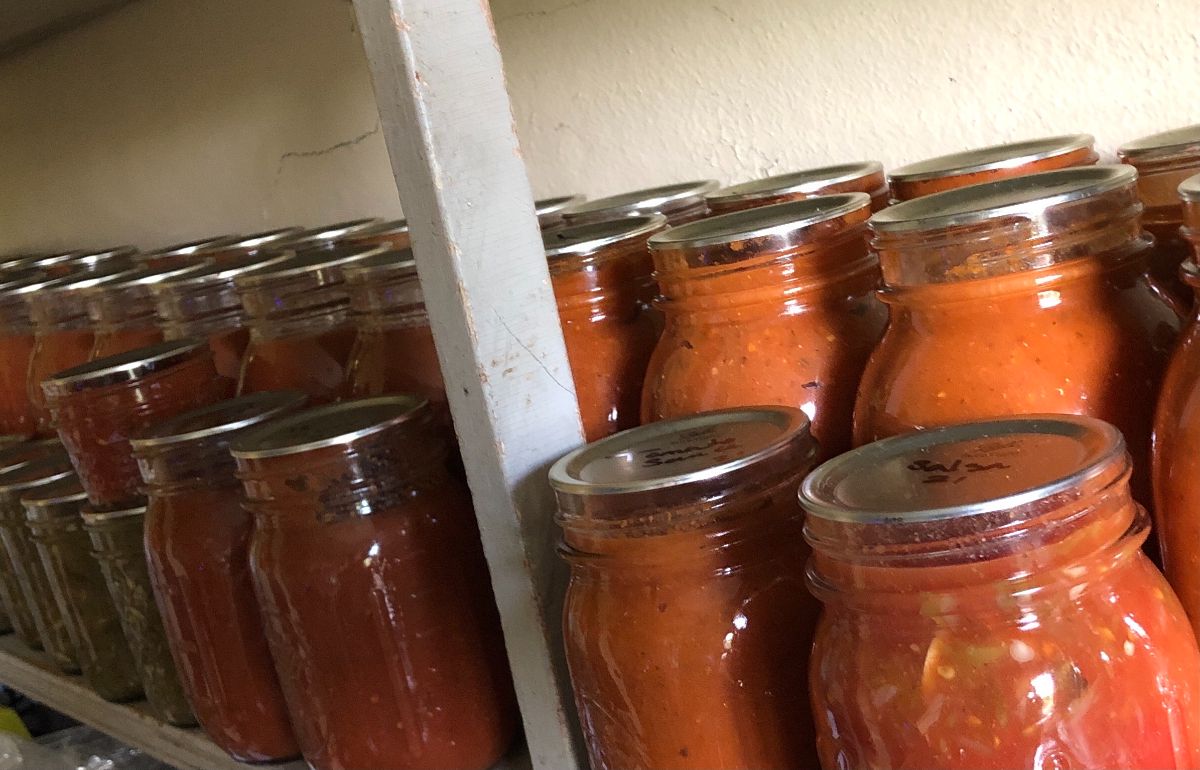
551, 406, 821, 769
855, 166, 1177, 515
1119, 125, 1200, 316
85, 263, 212, 361
234, 244, 386, 404
82, 503, 196, 725
26, 268, 142, 436
889, 134, 1098, 202
0, 440, 68, 647
1151, 171, 1200, 638
343, 219, 411, 250
130, 392, 306, 761
42, 340, 235, 508
67, 246, 137, 274
191, 228, 303, 265
152, 252, 291, 381
544, 216, 666, 441
276, 218, 383, 252
706, 161, 889, 215
563, 180, 720, 226
134, 235, 242, 270
535, 194, 585, 229
22, 477, 143, 702
802, 415, 1200, 769
343, 250, 448, 419
0, 273, 52, 437
24, 252, 84, 278
231, 397, 517, 770
0, 457, 79, 671
643, 194, 886, 459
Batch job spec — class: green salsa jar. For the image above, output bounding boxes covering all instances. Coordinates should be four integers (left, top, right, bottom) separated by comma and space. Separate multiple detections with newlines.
83, 504, 195, 725
0, 457, 79, 672
22, 477, 142, 702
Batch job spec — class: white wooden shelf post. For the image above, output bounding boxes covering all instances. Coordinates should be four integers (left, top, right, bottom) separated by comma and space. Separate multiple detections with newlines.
350, 2, 586, 768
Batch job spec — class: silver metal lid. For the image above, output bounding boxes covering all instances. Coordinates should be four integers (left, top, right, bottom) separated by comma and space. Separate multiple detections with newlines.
870, 165, 1135, 233
706, 162, 884, 205
0, 270, 49, 296
800, 415, 1123, 524
280, 218, 384, 246
131, 391, 308, 450
41, 339, 207, 395
341, 249, 417, 280
141, 234, 243, 261
234, 243, 390, 285
350, 219, 409, 238
0, 439, 65, 475
41, 265, 145, 295
1118, 125, 1200, 162
230, 395, 428, 460
26, 252, 81, 270
154, 251, 293, 288
1180, 173, 1200, 202
649, 193, 870, 251
21, 476, 86, 510
889, 135, 1094, 183
70, 246, 138, 269
536, 195, 585, 217
91, 261, 213, 290
563, 180, 719, 223
549, 407, 811, 497
0, 459, 74, 495
216, 227, 304, 252
81, 503, 146, 524
543, 215, 666, 260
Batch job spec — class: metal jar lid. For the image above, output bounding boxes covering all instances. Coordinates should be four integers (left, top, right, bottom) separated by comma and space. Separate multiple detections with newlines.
341, 249, 417, 282
41, 339, 208, 396
1180, 173, 1200, 202
24, 251, 81, 272
131, 391, 308, 450
549, 406, 813, 498
21, 476, 87, 518
0, 457, 75, 496
278, 218, 384, 248
153, 251, 293, 290
0, 439, 66, 475
888, 135, 1095, 184
347, 219, 409, 239
543, 215, 667, 261
1118, 125, 1200, 163
69, 246, 138, 271
562, 180, 720, 225
81, 502, 146, 525
203, 227, 304, 253
138, 234, 244, 264
230, 395, 429, 460
233, 243, 390, 287
535, 195, 585, 228
800, 414, 1124, 525
869, 165, 1136, 234
706, 162, 884, 207
38, 265, 146, 297
89, 261, 213, 292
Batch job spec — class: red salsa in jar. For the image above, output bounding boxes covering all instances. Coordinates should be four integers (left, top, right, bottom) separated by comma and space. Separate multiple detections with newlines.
802, 415, 1200, 769
41, 340, 235, 509
563, 180, 719, 226
0, 274, 52, 437
706, 161, 888, 214
231, 397, 517, 770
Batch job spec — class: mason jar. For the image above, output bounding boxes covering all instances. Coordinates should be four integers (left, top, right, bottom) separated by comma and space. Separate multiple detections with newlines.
706, 161, 888, 214
563, 180, 720, 226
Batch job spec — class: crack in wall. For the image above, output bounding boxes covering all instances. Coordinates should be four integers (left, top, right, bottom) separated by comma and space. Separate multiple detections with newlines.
494, 0, 592, 24
273, 123, 382, 186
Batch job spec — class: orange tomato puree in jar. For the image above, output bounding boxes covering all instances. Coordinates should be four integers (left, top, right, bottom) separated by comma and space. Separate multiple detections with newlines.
535, 194, 585, 230
343, 249, 448, 419
342, 218, 411, 250
134, 234, 243, 270
706, 161, 889, 215
551, 406, 821, 769
41, 340, 236, 509
231, 397, 517, 770
888, 134, 1098, 202
234, 244, 387, 404
1119, 125, 1200, 316
0, 273, 52, 437
190, 227, 303, 265
562, 179, 719, 226
544, 215, 666, 441
855, 166, 1177, 516
275, 218, 383, 253
643, 193, 886, 459
150, 252, 291, 381
85, 262, 211, 361
802, 415, 1200, 769
131, 392, 306, 763
1151, 171, 1200, 639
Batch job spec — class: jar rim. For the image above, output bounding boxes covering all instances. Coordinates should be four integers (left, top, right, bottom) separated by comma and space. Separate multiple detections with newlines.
544, 214, 666, 260
562, 180, 719, 224
41, 338, 207, 395
536, 194, 585, 217
80, 502, 145, 524
130, 390, 308, 450
233, 243, 389, 285
347, 218, 409, 240
277, 217, 383, 248
0, 459, 74, 495
1118, 124, 1200, 162
870, 165, 1135, 234
39, 265, 144, 295
800, 414, 1124, 525
20, 476, 86, 510
88, 261, 213, 291
230, 395, 429, 460
202, 227, 304, 253
69, 246, 137, 270
154, 250, 293, 289
706, 162, 884, 205
342, 248, 418, 280
136, 234, 243, 264
888, 134, 1093, 183
650, 193, 869, 252
24, 251, 80, 270
0, 440, 66, 475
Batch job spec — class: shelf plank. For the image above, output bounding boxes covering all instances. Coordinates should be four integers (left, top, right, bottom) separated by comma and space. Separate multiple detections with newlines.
0, 634, 305, 770
351, 2, 587, 770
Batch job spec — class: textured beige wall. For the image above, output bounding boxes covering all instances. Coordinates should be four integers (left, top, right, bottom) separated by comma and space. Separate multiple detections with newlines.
0, 0, 1198, 252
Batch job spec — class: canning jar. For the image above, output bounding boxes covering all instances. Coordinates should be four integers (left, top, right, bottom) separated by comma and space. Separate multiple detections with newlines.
82, 503, 196, 725
0, 457, 79, 671
343, 219, 411, 250
131, 392, 305, 761
0, 273, 52, 437
85, 262, 211, 360
535, 194, 585, 229
1119, 125, 1200, 315
343, 250, 447, 418
706, 161, 888, 215
643, 194, 885, 459
231, 397, 517, 770
855, 166, 1177, 515
277, 218, 383, 252
563, 180, 719, 226
151, 252, 291, 381
802, 415, 1200, 769
42, 340, 235, 508
26, 268, 142, 435
135, 235, 242, 270
191, 228, 302, 265
552, 406, 821, 769
889, 134, 1098, 201
545, 216, 666, 440
22, 477, 143, 702
67, 246, 137, 274
234, 244, 386, 403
